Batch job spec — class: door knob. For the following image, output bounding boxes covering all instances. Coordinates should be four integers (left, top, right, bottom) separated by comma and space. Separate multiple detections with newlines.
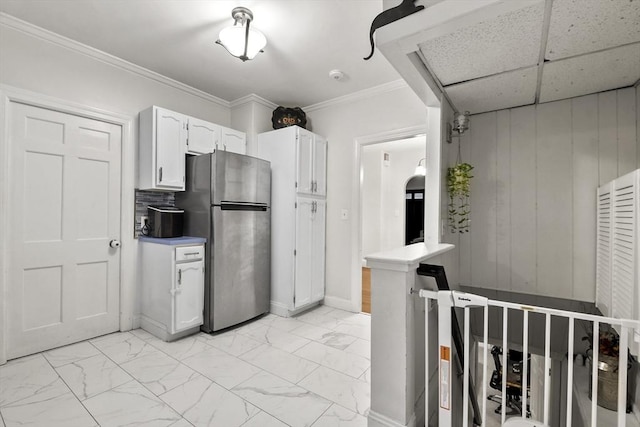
109, 239, 121, 248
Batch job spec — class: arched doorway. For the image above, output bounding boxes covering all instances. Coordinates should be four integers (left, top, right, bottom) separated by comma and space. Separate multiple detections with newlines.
405, 175, 425, 245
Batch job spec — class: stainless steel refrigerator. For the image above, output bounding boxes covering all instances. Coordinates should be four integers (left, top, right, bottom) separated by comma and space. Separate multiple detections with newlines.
176, 151, 270, 332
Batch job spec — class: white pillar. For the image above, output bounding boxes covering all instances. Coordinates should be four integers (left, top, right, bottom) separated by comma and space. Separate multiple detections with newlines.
366, 243, 454, 427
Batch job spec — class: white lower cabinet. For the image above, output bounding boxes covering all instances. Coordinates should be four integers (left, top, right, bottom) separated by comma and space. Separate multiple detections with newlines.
139, 237, 205, 341
294, 197, 326, 309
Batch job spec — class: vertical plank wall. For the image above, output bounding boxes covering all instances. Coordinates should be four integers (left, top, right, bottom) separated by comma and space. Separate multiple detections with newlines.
457, 87, 639, 301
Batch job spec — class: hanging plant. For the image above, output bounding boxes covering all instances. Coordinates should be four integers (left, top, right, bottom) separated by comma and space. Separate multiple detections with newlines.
447, 162, 473, 233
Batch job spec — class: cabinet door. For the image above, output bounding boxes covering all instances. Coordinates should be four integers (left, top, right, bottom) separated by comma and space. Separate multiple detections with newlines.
221, 127, 247, 155
294, 198, 314, 308
173, 260, 204, 333
313, 136, 327, 196
296, 131, 314, 195
188, 117, 219, 155
311, 199, 326, 302
155, 108, 186, 189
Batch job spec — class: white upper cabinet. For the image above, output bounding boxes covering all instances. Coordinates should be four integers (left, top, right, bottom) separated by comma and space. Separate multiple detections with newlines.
220, 126, 247, 155
187, 117, 220, 155
139, 106, 186, 191
297, 131, 313, 194
139, 106, 247, 191
312, 135, 327, 196
296, 129, 326, 197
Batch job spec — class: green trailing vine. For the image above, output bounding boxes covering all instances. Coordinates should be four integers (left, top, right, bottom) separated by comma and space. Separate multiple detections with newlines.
447, 162, 473, 233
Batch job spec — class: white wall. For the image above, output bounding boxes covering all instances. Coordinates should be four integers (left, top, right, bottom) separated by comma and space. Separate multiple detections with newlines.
0, 16, 457, 321
0, 18, 231, 124
362, 148, 383, 258
0, 17, 234, 336
231, 95, 277, 157
362, 138, 425, 257
458, 87, 640, 301
381, 141, 425, 250
305, 85, 431, 307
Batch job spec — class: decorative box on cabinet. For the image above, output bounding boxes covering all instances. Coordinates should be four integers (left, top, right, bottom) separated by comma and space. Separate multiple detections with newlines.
138, 106, 186, 191
139, 236, 206, 341
257, 126, 327, 317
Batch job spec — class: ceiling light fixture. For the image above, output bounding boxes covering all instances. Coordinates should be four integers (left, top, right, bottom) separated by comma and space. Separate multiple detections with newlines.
216, 7, 266, 62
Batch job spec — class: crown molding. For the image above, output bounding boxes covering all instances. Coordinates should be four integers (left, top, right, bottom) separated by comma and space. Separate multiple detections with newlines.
230, 93, 277, 110
0, 13, 230, 108
303, 79, 409, 112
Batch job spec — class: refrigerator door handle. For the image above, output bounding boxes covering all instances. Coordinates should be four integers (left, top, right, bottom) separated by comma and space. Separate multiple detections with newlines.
220, 202, 268, 211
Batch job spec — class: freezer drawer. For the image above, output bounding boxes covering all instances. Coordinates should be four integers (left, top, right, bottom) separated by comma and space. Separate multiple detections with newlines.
209, 206, 270, 331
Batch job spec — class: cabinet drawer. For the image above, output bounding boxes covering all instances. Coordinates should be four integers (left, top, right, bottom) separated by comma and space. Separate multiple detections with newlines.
176, 245, 204, 262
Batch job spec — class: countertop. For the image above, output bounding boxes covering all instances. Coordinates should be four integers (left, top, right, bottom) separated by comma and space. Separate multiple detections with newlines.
364, 243, 455, 272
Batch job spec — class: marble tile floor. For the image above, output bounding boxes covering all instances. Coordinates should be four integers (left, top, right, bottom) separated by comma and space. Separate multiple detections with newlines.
0, 305, 371, 427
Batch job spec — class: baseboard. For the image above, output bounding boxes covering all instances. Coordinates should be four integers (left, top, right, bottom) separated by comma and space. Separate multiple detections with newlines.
323, 295, 359, 313
269, 301, 291, 317
131, 314, 141, 330
368, 410, 416, 427
270, 301, 321, 318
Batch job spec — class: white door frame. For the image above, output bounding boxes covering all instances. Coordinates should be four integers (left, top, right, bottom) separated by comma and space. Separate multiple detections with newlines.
351, 125, 428, 313
0, 85, 135, 364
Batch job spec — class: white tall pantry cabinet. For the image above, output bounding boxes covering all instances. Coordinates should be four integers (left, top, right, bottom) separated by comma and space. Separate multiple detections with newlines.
258, 126, 327, 317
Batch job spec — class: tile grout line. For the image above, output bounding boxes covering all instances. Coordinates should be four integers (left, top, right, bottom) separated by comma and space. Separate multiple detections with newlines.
2, 306, 370, 427
40, 350, 102, 427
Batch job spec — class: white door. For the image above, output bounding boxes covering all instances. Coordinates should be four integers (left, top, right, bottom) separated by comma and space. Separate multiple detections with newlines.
7, 102, 121, 359
220, 127, 246, 155
311, 199, 326, 302
296, 131, 313, 195
173, 260, 204, 333
313, 136, 327, 196
188, 117, 219, 155
294, 197, 314, 308
155, 107, 185, 189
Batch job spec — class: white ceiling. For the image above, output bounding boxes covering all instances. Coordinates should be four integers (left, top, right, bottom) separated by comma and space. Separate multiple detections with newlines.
0, 0, 402, 107
417, 0, 640, 114
1, 0, 638, 112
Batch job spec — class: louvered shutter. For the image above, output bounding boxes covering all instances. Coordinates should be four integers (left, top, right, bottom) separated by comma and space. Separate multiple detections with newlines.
611, 171, 638, 322
596, 182, 613, 317
597, 170, 640, 355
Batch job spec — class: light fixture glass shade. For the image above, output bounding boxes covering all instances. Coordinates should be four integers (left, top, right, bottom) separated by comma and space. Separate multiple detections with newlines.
245, 28, 267, 59
453, 111, 470, 134
218, 26, 266, 60
217, 7, 267, 61
218, 26, 247, 58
